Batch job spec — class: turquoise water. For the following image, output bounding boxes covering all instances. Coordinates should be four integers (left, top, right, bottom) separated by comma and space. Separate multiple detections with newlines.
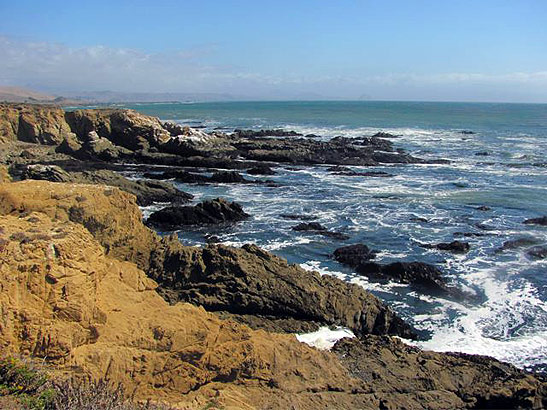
121, 101, 547, 371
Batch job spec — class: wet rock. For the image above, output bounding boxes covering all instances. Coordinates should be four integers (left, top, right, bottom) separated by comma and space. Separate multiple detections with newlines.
147, 198, 249, 229
410, 217, 428, 223
247, 165, 276, 175
327, 165, 393, 177
460, 130, 475, 135
476, 205, 491, 211
154, 243, 414, 339
333, 244, 377, 266
359, 137, 393, 151
497, 237, 542, 252
292, 222, 350, 240
333, 337, 546, 410
475, 151, 489, 156
333, 248, 460, 297
523, 216, 547, 226
527, 246, 547, 259
454, 231, 489, 238
421, 240, 470, 254
210, 171, 247, 183
279, 214, 317, 221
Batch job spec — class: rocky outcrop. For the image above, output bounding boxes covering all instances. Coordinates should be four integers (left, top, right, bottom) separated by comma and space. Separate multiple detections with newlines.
19, 165, 192, 206
333, 245, 464, 298
0, 205, 372, 409
1, 179, 545, 409
247, 165, 276, 175
421, 240, 471, 253
0, 103, 75, 145
528, 246, 547, 259
333, 337, 547, 410
0, 181, 412, 341
333, 244, 377, 265
292, 222, 350, 240
147, 198, 249, 228
153, 243, 413, 339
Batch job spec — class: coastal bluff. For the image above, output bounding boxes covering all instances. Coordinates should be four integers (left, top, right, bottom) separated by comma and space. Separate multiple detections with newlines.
0, 104, 546, 408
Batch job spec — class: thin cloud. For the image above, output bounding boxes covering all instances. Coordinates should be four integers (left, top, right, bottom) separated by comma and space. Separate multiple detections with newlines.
0, 36, 546, 102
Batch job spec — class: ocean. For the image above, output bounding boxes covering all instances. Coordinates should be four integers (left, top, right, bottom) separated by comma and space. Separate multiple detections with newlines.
119, 100, 547, 372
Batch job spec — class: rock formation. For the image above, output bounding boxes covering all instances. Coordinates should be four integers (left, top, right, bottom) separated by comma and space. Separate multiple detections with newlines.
147, 198, 249, 228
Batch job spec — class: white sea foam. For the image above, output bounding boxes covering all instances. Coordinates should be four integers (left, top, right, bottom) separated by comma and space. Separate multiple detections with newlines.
296, 326, 355, 350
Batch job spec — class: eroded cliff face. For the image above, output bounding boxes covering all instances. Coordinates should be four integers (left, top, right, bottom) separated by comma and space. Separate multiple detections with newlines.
0, 179, 545, 409
0, 207, 370, 409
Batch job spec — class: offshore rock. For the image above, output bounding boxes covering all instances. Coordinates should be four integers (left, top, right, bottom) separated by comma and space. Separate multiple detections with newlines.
333, 246, 461, 298
421, 240, 471, 253
524, 216, 547, 226
292, 222, 350, 240
147, 198, 249, 228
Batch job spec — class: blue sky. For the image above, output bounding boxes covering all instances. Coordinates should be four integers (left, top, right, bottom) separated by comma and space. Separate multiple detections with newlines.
1, 0, 546, 101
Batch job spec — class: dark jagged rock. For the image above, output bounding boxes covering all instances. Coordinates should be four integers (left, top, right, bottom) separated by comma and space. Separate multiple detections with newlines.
233, 129, 302, 138
292, 222, 350, 240
497, 237, 542, 252
333, 246, 462, 298
421, 240, 470, 254
460, 130, 476, 135
293, 222, 327, 231
147, 198, 249, 228
454, 231, 489, 238
280, 214, 318, 221
524, 216, 547, 226
333, 337, 546, 410
360, 136, 394, 151
333, 244, 377, 267
327, 165, 393, 177
475, 151, 489, 156
361, 262, 448, 293
410, 217, 428, 223
527, 246, 547, 259
152, 243, 415, 339
247, 165, 276, 175
476, 205, 491, 211
210, 171, 247, 183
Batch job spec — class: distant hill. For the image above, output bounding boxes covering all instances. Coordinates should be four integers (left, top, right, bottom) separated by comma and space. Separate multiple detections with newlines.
0, 86, 58, 102
0, 86, 83, 105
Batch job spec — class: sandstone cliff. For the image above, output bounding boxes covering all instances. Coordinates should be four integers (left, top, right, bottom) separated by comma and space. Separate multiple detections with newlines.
1, 179, 545, 408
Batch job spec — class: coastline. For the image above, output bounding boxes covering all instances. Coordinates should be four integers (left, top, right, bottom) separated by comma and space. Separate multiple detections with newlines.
0, 102, 546, 408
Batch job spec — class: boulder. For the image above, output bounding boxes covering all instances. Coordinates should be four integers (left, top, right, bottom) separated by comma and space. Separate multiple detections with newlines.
210, 171, 247, 183
147, 198, 249, 228
333, 244, 377, 266
292, 222, 350, 240
421, 240, 470, 253
247, 165, 276, 175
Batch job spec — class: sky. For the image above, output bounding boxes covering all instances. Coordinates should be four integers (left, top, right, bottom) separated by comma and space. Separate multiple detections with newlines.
0, 0, 546, 102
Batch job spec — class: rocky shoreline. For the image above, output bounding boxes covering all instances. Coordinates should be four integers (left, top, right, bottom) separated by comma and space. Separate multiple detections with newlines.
1, 103, 546, 409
